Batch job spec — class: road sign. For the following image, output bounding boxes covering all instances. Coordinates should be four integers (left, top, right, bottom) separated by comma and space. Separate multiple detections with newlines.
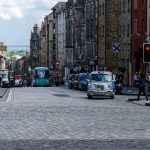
112, 43, 120, 52
0, 46, 7, 51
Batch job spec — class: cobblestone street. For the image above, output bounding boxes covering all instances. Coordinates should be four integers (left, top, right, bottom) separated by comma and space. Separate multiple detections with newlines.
0, 87, 150, 149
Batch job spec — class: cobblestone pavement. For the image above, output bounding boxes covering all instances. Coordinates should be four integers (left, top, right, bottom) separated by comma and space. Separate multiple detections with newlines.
0, 87, 150, 149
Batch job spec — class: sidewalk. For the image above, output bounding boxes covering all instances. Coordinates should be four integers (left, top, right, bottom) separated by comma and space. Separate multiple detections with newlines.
121, 86, 139, 95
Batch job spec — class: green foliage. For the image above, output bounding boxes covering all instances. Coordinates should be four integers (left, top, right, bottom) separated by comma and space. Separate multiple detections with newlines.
7, 51, 26, 57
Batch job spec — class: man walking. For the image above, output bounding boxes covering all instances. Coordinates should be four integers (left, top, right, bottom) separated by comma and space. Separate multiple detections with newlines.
137, 73, 149, 101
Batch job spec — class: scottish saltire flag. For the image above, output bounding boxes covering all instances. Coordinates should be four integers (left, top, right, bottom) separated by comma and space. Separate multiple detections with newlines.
112, 43, 121, 52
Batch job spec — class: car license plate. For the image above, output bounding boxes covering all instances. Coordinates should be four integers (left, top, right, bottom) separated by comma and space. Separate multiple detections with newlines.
96, 88, 101, 91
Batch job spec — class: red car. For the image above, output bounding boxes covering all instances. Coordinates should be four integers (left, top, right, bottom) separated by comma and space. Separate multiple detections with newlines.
15, 75, 23, 87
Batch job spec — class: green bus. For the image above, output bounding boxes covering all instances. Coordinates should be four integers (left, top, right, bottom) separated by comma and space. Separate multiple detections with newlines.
32, 67, 50, 87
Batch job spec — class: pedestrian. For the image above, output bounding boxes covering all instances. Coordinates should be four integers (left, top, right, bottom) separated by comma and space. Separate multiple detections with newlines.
134, 72, 139, 87
137, 73, 149, 101
146, 72, 150, 96
0, 74, 2, 87
118, 72, 124, 84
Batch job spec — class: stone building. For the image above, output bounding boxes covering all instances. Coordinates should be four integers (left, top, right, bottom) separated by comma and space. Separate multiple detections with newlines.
85, 0, 97, 72
30, 24, 41, 69
65, 0, 74, 77
145, 0, 150, 72
40, 19, 47, 67
73, 0, 86, 73
97, 0, 131, 85
97, 0, 118, 72
147, 0, 150, 42
131, 0, 147, 84
42, 13, 54, 69
47, 13, 54, 69
52, 2, 66, 75
118, 0, 131, 85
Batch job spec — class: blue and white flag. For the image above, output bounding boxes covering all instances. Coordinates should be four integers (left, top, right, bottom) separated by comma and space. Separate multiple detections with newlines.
112, 43, 121, 52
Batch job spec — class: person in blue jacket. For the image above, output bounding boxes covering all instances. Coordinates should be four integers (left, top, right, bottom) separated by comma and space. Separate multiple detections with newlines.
137, 73, 148, 101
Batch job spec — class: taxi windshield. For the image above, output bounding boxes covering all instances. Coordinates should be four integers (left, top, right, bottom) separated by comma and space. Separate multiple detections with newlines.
91, 74, 112, 82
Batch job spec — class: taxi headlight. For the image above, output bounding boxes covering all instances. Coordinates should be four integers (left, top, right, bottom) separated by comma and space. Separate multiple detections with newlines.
88, 84, 96, 90
108, 84, 112, 89
88, 84, 92, 90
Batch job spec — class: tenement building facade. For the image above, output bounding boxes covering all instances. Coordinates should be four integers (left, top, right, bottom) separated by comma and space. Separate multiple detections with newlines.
30, 24, 41, 69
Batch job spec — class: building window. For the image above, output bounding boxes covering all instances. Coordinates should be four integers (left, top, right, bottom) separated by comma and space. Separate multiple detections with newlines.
90, 3, 95, 19
120, 2, 122, 14
142, 19, 145, 33
134, 19, 138, 34
99, 4, 101, 16
102, 3, 104, 15
141, 0, 144, 8
34, 41, 37, 47
102, 25, 104, 37
127, 24, 130, 36
86, 4, 90, 19
149, 18, 150, 36
134, 0, 137, 10
86, 22, 90, 39
123, 24, 125, 36
99, 26, 101, 37
127, 0, 130, 12
123, 0, 125, 13
119, 25, 121, 36
91, 23, 93, 38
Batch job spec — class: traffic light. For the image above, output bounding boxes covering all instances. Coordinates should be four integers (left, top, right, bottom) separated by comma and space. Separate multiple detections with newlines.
143, 43, 150, 63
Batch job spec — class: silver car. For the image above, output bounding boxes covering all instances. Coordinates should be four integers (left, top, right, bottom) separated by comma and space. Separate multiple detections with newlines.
87, 71, 115, 99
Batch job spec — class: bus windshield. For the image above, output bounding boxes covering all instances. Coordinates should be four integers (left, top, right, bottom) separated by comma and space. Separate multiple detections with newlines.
35, 69, 50, 78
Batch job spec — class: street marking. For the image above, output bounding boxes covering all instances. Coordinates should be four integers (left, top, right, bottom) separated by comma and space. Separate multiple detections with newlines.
6, 89, 13, 103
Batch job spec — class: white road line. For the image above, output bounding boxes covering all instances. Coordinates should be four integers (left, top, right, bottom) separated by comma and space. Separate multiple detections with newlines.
6, 89, 13, 103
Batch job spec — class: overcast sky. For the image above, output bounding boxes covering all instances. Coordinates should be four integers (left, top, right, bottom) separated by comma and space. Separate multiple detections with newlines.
0, 0, 66, 48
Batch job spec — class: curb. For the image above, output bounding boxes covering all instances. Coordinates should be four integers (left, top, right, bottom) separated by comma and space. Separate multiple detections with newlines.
121, 92, 138, 96
0, 88, 8, 98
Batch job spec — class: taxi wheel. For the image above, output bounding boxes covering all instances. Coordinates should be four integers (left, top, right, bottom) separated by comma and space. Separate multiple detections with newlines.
88, 96, 92, 99
110, 95, 114, 99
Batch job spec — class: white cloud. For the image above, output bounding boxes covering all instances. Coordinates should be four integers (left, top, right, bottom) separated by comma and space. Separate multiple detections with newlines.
0, 0, 67, 46
0, 0, 67, 20
0, 0, 23, 20
0, 13, 11, 20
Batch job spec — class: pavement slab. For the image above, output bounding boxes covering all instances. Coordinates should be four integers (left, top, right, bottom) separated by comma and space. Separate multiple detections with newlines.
0, 87, 150, 149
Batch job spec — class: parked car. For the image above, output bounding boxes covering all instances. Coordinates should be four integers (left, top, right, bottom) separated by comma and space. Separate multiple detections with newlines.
68, 74, 76, 89
72, 74, 79, 89
78, 73, 90, 91
87, 71, 115, 99
1, 73, 10, 88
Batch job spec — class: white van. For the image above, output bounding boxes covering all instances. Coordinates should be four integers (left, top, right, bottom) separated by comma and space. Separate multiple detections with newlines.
1, 72, 10, 88
87, 71, 115, 99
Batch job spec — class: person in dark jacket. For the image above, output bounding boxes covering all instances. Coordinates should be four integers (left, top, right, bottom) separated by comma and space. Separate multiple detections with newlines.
137, 73, 149, 101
